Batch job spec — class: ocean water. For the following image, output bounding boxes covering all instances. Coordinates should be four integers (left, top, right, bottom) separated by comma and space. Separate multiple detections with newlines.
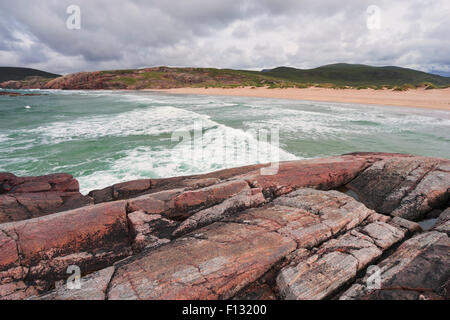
1, 89, 449, 194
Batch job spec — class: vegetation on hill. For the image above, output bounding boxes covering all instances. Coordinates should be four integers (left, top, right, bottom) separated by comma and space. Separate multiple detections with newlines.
1, 64, 449, 90
259, 63, 450, 87
0, 67, 60, 82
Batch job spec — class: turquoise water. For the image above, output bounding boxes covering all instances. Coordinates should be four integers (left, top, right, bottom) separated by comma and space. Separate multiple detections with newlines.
1, 89, 449, 194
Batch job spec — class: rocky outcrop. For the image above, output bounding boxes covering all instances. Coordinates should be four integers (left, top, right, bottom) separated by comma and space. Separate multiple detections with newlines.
433, 207, 450, 235
0, 153, 448, 300
0, 77, 53, 90
277, 221, 405, 300
0, 201, 131, 296
1, 67, 273, 90
108, 222, 296, 300
128, 211, 178, 252
44, 72, 107, 90
340, 231, 449, 300
0, 92, 44, 96
0, 172, 92, 223
32, 267, 115, 300
347, 156, 449, 221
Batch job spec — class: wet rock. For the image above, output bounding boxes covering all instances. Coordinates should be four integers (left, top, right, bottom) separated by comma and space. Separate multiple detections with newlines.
107, 222, 296, 300
347, 157, 450, 220
128, 211, 178, 252
340, 231, 450, 300
31, 266, 115, 300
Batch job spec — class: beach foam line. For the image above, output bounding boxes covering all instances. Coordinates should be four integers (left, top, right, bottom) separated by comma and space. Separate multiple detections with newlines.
26, 105, 215, 143
77, 116, 298, 194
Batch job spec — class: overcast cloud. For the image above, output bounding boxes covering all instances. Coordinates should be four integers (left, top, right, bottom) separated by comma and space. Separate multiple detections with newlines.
0, 0, 448, 75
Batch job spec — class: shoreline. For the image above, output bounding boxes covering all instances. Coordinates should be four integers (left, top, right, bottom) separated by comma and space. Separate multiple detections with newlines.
147, 87, 450, 111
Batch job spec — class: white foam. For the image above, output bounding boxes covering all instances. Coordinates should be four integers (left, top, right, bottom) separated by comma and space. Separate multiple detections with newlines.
28, 106, 216, 143
0, 133, 11, 144
240, 100, 450, 140
77, 122, 298, 194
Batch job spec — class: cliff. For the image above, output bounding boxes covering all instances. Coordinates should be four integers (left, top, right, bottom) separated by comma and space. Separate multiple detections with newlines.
0, 152, 449, 300
0, 67, 279, 90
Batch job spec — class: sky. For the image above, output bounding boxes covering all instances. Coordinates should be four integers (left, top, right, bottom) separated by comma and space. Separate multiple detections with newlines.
0, 0, 449, 75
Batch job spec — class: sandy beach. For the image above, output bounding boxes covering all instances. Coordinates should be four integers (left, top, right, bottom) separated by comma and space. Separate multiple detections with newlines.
151, 87, 450, 110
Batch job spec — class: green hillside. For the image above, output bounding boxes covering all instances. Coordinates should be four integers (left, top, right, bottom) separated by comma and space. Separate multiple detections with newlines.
0, 67, 60, 82
1, 64, 449, 90
259, 63, 450, 86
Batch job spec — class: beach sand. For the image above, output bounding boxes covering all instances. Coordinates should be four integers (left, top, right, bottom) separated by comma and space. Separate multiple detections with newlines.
149, 87, 450, 110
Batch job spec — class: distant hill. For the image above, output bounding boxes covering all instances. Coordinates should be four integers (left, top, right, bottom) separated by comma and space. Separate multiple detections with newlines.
0, 67, 60, 82
1, 64, 449, 90
259, 63, 450, 86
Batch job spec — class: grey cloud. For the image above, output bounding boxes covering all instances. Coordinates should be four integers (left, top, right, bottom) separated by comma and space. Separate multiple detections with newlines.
0, 0, 448, 74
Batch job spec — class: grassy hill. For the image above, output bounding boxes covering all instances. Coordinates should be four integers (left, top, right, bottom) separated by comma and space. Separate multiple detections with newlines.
259, 63, 450, 87
1, 64, 449, 90
0, 67, 60, 82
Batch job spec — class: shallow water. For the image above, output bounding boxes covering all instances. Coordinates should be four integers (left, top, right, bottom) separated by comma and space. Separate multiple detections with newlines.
418, 218, 439, 231
1, 89, 449, 194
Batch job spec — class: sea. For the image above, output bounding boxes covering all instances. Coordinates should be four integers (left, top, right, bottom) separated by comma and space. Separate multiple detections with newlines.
1, 89, 449, 194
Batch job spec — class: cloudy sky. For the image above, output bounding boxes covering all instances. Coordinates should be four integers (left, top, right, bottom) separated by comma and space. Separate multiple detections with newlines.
0, 0, 449, 75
